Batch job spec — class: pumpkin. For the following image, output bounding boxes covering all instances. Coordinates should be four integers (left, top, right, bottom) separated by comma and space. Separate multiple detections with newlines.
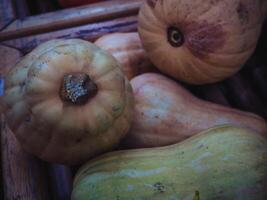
72, 125, 267, 200
121, 73, 267, 148
138, 0, 267, 84
58, 0, 102, 8
0, 39, 133, 165
94, 32, 156, 80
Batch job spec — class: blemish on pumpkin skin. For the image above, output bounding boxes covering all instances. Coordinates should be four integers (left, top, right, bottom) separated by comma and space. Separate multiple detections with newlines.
209, 0, 221, 5
237, 3, 249, 25
192, 191, 200, 200
76, 138, 82, 143
25, 116, 31, 122
184, 21, 226, 58
153, 182, 165, 193
147, 0, 158, 8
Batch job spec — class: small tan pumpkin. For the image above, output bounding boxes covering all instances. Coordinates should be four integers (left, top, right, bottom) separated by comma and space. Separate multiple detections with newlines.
95, 32, 156, 80
0, 39, 133, 165
121, 73, 267, 148
138, 0, 267, 84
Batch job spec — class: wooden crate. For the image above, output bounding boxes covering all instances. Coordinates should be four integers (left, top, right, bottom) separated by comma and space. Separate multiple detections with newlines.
0, 0, 267, 199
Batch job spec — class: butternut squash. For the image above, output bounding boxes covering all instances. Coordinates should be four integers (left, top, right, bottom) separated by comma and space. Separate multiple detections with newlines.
95, 32, 156, 80
122, 73, 267, 148
72, 125, 267, 200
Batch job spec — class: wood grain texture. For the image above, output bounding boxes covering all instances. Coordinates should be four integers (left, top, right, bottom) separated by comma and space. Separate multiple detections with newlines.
1, 117, 51, 200
221, 73, 267, 118
3, 15, 138, 53
0, 0, 16, 31
48, 164, 73, 200
0, 0, 143, 41
13, 0, 30, 19
31, 0, 57, 14
249, 65, 267, 101
189, 84, 230, 107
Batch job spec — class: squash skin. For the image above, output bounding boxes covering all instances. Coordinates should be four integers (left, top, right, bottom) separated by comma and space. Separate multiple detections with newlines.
121, 73, 267, 148
138, 0, 266, 84
0, 39, 134, 165
95, 32, 156, 80
72, 125, 267, 200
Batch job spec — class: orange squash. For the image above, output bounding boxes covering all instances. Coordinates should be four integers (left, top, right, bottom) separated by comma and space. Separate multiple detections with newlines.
0, 39, 133, 165
138, 0, 267, 84
95, 32, 156, 80
121, 73, 267, 148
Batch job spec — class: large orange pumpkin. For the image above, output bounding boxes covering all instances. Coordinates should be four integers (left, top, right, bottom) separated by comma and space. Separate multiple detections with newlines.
0, 39, 133, 165
138, 0, 267, 84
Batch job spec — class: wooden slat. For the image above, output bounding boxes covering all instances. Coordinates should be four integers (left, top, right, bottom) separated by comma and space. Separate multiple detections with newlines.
250, 65, 267, 100
0, 0, 16, 31
34, 0, 57, 14
3, 15, 138, 53
14, 0, 30, 19
189, 84, 230, 106
221, 73, 267, 118
241, 56, 267, 101
0, 0, 143, 41
1, 117, 51, 200
48, 164, 73, 200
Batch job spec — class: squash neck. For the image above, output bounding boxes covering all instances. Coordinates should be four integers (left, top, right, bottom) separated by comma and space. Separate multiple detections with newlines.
59, 73, 97, 105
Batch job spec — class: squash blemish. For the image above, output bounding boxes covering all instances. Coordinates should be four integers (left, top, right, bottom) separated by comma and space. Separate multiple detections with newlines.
185, 21, 226, 58
192, 190, 200, 200
237, 3, 249, 25
147, 0, 158, 8
153, 182, 165, 193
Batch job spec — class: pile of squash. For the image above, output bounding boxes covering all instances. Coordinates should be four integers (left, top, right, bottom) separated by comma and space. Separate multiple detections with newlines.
1, 0, 267, 199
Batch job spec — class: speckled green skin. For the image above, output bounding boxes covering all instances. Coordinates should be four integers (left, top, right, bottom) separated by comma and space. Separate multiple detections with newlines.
72, 126, 267, 200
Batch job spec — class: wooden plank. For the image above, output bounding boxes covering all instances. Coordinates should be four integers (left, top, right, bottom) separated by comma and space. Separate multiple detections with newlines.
241, 55, 267, 101
13, 0, 30, 19
3, 15, 138, 53
189, 84, 230, 107
35, 0, 57, 14
25, 0, 57, 15
221, 73, 267, 118
0, 0, 16, 31
48, 164, 73, 200
250, 65, 267, 100
0, 0, 143, 41
1, 118, 52, 200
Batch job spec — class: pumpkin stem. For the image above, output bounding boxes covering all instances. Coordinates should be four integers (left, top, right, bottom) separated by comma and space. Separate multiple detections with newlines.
60, 73, 97, 105
167, 26, 184, 47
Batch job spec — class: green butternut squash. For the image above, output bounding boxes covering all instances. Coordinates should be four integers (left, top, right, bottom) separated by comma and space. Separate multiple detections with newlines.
72, 125, 267, 200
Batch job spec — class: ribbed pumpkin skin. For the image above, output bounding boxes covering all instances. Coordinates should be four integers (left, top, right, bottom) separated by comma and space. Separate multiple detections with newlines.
72, 126, 267, 200
0, 39, 133, 165
138, 0, 266, 84
121, 73, 267, 148
95, 32, 156, 80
